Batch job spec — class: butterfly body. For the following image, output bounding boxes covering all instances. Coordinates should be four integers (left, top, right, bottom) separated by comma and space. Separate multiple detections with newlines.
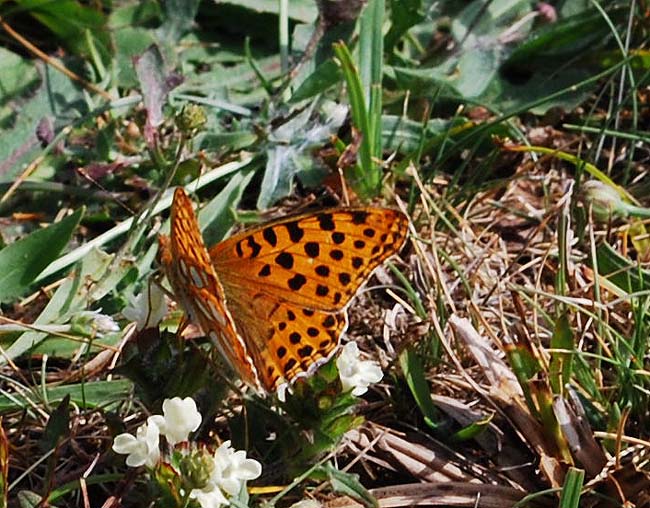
159, 188, 408, 393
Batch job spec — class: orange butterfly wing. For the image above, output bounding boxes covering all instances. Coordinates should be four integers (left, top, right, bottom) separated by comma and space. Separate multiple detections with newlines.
209, 207, 408, 391
160, 188, 409, 393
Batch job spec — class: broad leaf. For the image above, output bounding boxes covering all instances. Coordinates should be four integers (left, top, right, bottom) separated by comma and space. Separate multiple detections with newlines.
0, 207, 83, 303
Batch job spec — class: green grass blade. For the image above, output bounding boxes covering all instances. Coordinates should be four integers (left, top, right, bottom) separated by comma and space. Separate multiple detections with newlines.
559, 468, 585, 508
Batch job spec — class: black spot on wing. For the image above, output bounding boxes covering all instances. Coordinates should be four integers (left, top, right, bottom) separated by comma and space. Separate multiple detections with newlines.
288, 274, 307, 291
248, 236, 262, 258
351, 211, 370, 225
304, 242, 319, 258
298, 345, 313, 358
318, 213, 336, 231
315, 265, 330, 277
285, 221, 304, 242
289, 332, 301, 344
330, 249, 344, 261
258, 264, 271, 277
275, 252, 294, 269
332, 232, 345, 244
263, 227, 278, 246
284, 358, 297, 374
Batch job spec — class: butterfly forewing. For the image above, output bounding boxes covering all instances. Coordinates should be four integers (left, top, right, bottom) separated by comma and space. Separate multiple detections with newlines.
209, 208, 409, 311
159, 188, 261, 390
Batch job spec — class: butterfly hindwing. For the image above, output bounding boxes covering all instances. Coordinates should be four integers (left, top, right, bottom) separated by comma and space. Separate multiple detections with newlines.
224, 291, 348, 391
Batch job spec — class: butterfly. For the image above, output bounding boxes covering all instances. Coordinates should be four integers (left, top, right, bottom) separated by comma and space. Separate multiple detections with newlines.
158, 187, 408, 394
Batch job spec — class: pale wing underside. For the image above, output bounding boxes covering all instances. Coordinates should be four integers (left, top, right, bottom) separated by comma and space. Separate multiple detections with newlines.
159, 188, 260, 390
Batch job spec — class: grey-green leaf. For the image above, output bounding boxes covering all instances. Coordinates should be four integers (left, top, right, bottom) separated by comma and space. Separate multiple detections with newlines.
0, 207, 84, 303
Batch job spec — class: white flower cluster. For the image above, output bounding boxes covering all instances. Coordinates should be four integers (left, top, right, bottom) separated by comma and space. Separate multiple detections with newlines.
112, 397, 261, 508
189, 440, 262, 508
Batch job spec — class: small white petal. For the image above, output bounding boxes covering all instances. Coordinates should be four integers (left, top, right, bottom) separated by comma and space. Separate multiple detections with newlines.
91, 312, 120, 333
219, 477, 242, 497
123, 284, 168, 331
276, 383, 290, 402
75, 310, 119, 336
190, 483, 229, 508
160, 397, 202, 445
112, 433, 139, 455
112, 420, 161, 468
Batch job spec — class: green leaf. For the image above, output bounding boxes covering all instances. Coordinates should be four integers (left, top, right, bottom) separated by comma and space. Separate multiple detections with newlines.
1, 248, 115, 362
291, 60, 342, 103
16, 491, 43, 508
323, 463, 378, 508
0, 418, 7, 508
549, 313, 574, 394
595, 242, 650, 294
504, 10, 611, 70
450, 413, 494, 442
0, 64, 86, 183
17, 0, 109, 61
39, 396, 70, 453
385, 0, 424, 52
157, 0, 201, 42
382, 115, 464, 154
0, 48, 39, 101
559, 467, 585, 508
399, 347, 440, 429
198, 132, 258, 153
257, 103, 345, 209
199, 166, 257, 246
0, 207, 83, 303
113, 27, 157, 88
